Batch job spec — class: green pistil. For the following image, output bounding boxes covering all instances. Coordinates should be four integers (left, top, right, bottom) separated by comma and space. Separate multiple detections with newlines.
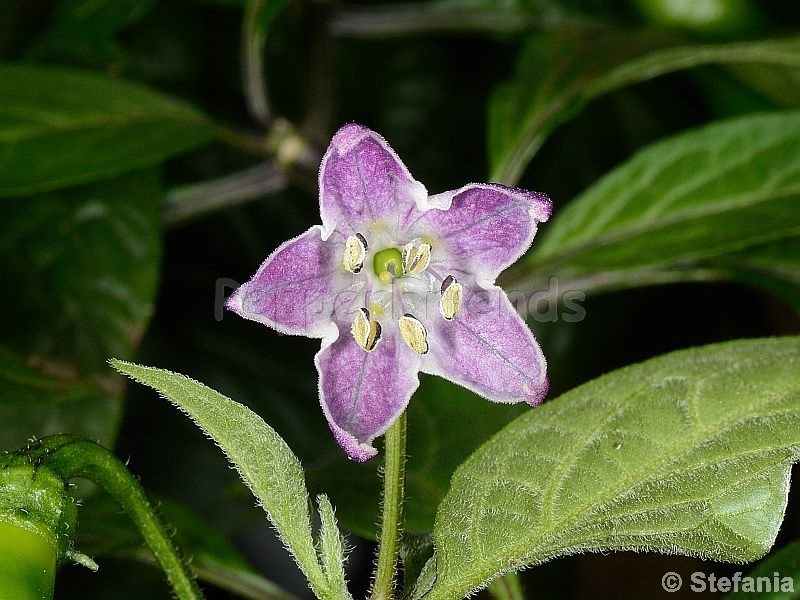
373, 247, 404, 284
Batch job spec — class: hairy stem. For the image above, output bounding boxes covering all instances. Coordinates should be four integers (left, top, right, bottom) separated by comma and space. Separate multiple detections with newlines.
42, 438, 203, 600
371, 413, 407, 600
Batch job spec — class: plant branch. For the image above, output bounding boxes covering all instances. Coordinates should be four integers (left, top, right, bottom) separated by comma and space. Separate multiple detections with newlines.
218, 126, 271, 157
242, 0, 273, 126
330, 4, 599, 38
40, 438, 203, 600
163, 162, 287, 227
370, 413, 407, 600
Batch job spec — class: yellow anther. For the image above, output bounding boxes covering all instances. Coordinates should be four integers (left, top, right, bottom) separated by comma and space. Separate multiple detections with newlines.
343, 233, 368, 274
398, 314, 428, 355
351, 308, 382, 351
440, 275, 463, 321
402, 241, 431, 275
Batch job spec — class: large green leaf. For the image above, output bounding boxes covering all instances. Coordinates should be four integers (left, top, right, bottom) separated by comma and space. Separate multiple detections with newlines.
111, 360, 351, 600
489, 32, 800, 184
0, 346, 119, 451
504, 112, 800, 305
0, 64, 216, 196
0, 171, 162, 374
426, 337, 800, 599
0, 171, 161, 449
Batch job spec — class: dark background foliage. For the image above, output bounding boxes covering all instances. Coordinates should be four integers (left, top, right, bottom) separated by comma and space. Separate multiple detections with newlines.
2, 0, 800, 598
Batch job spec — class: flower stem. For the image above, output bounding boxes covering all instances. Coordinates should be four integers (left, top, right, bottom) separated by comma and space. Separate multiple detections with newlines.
371, 413, 407, 600
218, 126, 270, 156
242, 0, 272, 126
163, 162, 287, 228
41, 438, 203, 600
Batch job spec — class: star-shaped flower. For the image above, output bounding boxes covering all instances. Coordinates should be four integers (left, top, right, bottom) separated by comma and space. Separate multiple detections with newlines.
227, 124, 552, 462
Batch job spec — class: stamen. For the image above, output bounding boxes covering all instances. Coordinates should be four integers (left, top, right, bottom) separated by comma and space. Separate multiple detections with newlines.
351, 307, 382, 351
402, 240, 431, 275
440, 275, 463, 320
343, 233, 368, 274
398, 313, 428, 355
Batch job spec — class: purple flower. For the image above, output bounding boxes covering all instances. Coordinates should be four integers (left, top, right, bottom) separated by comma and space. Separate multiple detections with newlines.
227, 124, 552, 462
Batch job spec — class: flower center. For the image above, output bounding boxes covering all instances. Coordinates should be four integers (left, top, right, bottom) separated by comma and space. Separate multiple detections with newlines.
372, 247, 404, 285
343, 234, 459, 355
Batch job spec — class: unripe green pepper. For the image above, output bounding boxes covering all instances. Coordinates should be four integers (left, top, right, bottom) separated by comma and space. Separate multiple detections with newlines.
0, 454, 77, 600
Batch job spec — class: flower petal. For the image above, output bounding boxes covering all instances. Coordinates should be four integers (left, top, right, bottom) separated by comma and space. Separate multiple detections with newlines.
319, 123, 428, 236
226, 226, 341, 338
422, 284, 548, 406
315, 325, 420, 462
411, 183, 551, 284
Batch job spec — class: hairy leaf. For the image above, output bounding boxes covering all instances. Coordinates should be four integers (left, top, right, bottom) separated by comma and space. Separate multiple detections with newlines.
316, 495, 348, 595
0, 64, 216, 196
111, 360, 350, 600
489, 32, 800, 184
427, 337, 800, 599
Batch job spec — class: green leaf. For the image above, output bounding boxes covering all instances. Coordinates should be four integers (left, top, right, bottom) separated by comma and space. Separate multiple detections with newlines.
427, 337, 800, 599
505, 112, 800, 304
409, 556, 437, 600
726, 538, 800, 599
0, 64, 216, 196
400, 533, 434, 595
111, 360, 350, 600
0, 346, 119, 451
0, 171, 161, 448
487, 572, 525, 600
316, 495, 348, 595
0, 171, 162, 374
489, 32, 800, 184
